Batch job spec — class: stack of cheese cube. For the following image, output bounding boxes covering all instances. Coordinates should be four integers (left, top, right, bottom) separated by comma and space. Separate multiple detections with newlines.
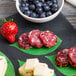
19, 58, 54, 76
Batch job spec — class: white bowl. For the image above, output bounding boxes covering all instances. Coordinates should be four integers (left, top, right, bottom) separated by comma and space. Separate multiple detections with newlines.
16, 0, 64, 23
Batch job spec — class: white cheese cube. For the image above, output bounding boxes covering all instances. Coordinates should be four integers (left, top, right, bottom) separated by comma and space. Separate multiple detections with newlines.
19, 64, 26, 75
34, 63, 48, 76
25, 58, 39, 71
19, 58, 39, 76
46, 69, 54, 76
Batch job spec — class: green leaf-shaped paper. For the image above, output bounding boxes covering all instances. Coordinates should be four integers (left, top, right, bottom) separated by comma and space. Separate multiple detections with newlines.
18, 60, 56, 76
0, 51, 15, 76
10, 36, 62, 55
45, 55, 76, 76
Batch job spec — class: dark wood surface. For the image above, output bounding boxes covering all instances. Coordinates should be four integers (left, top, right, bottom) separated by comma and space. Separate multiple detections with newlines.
0, 0, 76, 28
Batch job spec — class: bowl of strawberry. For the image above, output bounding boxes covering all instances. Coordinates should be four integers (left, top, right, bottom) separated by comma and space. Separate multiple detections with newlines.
16, 0, 64, 23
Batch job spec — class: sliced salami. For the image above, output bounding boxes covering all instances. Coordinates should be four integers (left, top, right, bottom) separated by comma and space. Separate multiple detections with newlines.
28, 30, 43, 48
18, 33, 32, 49
68, 47, 76, 68
56, 49, 69, 67
40, 30, 57, 48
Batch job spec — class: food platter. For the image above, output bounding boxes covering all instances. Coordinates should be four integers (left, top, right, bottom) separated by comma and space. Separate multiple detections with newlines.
0, 13, 76, 76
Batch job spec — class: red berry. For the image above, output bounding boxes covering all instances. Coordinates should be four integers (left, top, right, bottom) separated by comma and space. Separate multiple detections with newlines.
0, 19, 18, 43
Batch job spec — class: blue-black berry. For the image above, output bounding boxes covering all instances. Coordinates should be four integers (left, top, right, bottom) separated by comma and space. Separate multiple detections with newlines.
29, 4, 35, 10
40, 12, 46, 18
46, 11, 52, 17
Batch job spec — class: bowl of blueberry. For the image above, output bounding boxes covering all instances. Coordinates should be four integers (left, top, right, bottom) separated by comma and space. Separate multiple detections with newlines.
16, 0, 64, 23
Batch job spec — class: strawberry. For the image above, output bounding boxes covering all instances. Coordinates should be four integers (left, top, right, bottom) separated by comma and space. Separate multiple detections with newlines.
0, 18, 18, 43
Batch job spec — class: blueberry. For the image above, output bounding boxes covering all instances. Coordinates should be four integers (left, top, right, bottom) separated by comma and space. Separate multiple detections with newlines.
36, 7, 43, 14
25, 3, 29, 7
21, 3, 26, 7
21, 0, 28, 3
46, 11, 52, 17
23, 6, 29, 11
53, 0, 57, 3
29, 1, 33, 4
24, 10, 31, 16
43, 3, 47, 6
51, 4, 58, 13
40, 12, 46, 18
35, 2, 43, 8
20, 7, 25, 13
29, 4, 35, 10
28, 0, 33, 2
43, 4, 50, 11
33, 0, 39, 4
47, 1, 53, 7
30, 12, 37, 18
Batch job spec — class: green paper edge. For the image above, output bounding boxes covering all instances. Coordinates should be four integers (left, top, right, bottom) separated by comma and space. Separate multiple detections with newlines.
10, 36, 62, 55
45, 55, 76, 76
18, 60, 56, 76
0, 51, 15, 76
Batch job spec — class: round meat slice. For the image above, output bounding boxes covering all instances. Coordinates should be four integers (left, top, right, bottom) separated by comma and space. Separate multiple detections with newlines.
28, 30, 43, 48
68, 47, 76, 68
56, 49, 69, 67
40, 30, 57, 48
18, 33, 32, 49
28, 30, 41, 38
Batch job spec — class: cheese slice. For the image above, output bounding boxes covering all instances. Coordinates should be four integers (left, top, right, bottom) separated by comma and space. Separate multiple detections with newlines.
0, 56, 7, 76
34, 63, 49, 76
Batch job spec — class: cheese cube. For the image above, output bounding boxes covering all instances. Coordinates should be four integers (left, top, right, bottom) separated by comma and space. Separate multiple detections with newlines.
45, 69, 54, 76
25, 58, 39, 71
34, 63, 49, 76
49, 69, 54, 76
19, 58, 39, 76
19, 64, 26, 75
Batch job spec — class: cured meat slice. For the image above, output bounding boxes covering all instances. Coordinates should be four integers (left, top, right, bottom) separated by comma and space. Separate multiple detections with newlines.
28, 30, 41, 38
56, 49, 69, 67
40, 30, 57, 48
68, 47, 76, 68
28, 30, 43, 48
18, 33, 32, 49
